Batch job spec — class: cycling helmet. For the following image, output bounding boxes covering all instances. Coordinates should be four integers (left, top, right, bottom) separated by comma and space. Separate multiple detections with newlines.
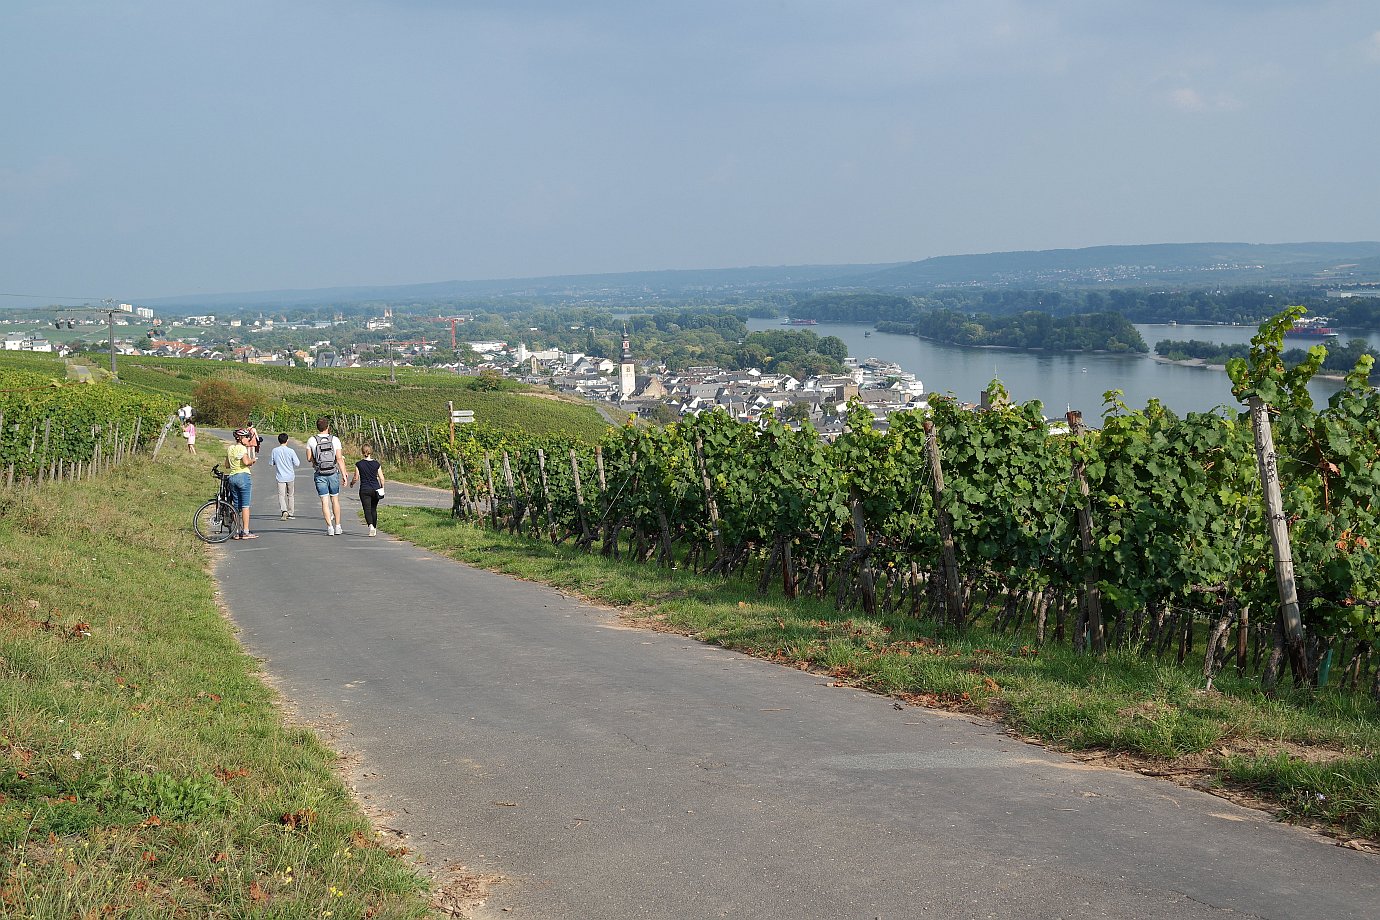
233, 428, 252, 439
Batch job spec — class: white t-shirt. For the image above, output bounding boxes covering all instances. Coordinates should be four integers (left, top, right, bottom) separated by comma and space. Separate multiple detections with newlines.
307, 434, 343, 476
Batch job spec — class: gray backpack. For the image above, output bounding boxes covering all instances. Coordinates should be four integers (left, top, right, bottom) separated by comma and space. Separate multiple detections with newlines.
312, 434, 337, 474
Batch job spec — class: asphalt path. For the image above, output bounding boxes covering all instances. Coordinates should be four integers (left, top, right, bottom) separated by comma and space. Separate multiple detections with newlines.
210, 434, 1378, 919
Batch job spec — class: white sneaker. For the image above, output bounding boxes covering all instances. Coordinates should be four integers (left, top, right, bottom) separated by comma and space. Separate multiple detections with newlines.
334, 524, 343, 535
326, 524, 335, 535
368, 525, 377, 537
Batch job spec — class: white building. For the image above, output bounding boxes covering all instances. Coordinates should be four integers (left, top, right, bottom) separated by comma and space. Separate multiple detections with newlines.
618, 329, 636, 399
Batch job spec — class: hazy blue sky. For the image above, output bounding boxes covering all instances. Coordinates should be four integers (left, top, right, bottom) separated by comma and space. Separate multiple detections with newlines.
3, 0, 1377, 303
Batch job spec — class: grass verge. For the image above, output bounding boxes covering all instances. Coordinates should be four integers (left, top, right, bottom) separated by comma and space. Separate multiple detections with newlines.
0, 453, 434, 918
382, 505, 1380, 843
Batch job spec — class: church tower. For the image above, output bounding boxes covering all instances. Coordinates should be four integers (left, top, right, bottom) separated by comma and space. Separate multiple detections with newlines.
619, 326, 636, 399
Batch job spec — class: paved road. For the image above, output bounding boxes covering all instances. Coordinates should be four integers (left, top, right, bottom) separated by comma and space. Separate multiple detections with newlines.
212, 435, 1377, 919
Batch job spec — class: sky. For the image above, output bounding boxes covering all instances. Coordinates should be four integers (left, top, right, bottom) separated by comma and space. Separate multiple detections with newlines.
2, 0, 1378, 304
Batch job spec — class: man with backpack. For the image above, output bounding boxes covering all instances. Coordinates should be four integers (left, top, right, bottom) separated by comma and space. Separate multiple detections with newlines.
306, 417, 347, 535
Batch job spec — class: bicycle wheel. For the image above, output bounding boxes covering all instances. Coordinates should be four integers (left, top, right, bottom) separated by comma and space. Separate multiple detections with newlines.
193, 500, 239, 543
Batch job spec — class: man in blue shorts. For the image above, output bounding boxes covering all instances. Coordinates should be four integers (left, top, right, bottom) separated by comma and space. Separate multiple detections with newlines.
305, 417, 347, 536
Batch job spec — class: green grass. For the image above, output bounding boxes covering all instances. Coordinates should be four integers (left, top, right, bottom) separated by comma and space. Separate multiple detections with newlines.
0, 452, 433, 918
381, 505, 1380, 841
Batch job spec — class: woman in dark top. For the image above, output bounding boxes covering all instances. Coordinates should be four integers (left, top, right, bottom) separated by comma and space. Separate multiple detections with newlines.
350, 445, 387, 537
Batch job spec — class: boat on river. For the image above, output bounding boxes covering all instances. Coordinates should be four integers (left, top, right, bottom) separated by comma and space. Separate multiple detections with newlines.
782, 318, 818, 325
1285, 317, 1340, 338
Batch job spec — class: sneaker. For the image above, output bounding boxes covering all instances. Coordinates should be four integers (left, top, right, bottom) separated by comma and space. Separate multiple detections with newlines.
334, 524, 343, 535
326, 525, 335, 535
281, 511, 289, 520
368, 525, 377, 537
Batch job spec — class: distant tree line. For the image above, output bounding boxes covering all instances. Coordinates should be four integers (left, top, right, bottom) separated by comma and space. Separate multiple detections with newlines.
878, 310, 1147, 353
781, 287, 1380, 329
1155, 337, 1380, 377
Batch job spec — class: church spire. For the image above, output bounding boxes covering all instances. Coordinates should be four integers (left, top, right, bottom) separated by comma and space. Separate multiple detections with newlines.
619, 324, 636, 399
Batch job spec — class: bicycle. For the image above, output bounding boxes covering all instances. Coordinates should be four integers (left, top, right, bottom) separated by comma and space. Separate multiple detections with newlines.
193, 465, 241, 543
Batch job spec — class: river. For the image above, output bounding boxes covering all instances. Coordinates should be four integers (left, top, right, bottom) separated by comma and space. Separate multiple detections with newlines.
747, 319, 1380, 418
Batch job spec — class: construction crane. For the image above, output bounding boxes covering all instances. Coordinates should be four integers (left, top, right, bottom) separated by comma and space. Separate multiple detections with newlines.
427, 316, 466, 353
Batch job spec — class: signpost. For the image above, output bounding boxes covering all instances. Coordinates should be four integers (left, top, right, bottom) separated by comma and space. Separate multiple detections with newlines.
447, 401, 474, 447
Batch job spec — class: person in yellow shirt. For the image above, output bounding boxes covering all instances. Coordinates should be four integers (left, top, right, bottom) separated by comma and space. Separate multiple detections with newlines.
226, 428, 259, 539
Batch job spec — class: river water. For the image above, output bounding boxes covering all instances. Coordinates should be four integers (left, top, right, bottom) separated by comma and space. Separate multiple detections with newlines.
746, 320, 1380, 418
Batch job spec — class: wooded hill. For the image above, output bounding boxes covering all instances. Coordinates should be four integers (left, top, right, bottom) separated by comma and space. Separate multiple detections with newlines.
130, 242, 1380, 312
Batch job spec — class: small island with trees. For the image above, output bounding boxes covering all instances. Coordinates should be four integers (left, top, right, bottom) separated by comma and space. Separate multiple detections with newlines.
877, 310, 1147, 353
1155, 336, 1380, 380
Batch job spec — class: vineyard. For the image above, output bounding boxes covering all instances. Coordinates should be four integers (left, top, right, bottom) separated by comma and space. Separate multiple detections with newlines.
15, 313, 1380, 695
0, 352, 177, 486
423, 310, 1380, 697
115, 357, 610, 443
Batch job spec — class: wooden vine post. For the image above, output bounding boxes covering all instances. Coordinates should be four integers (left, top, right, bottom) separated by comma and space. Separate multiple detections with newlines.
1247, 395, 1311, 684
570, 449, 592, 546
1066, 411, 1107, 655
922, 418, 963, 627
514, 455, 538, 537
537, 449, 556, 542
848, 488, 877, 616
782, 537, 797, 600
694, 435, 726, 564
501, 452, 521, 534
483, 452, 499, 530
455, 459, 476, 522
445, 456, 464, 518
151, 415, 177, 460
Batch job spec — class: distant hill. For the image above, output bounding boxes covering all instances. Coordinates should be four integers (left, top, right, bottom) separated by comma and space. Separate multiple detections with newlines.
844, 242, 1380, 290
136, 242, 1380, 312
141, 263, 897, 310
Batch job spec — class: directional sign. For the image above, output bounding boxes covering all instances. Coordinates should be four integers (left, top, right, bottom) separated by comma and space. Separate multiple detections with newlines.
450, 410, 475, 424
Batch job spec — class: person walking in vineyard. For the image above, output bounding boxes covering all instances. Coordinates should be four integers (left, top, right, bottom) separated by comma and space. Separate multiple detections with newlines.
182, 420, 197, 454
268, 432, 300, 520
226, 428, 258, 539
350, 444, 386, 537
306, 417, 346, 535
